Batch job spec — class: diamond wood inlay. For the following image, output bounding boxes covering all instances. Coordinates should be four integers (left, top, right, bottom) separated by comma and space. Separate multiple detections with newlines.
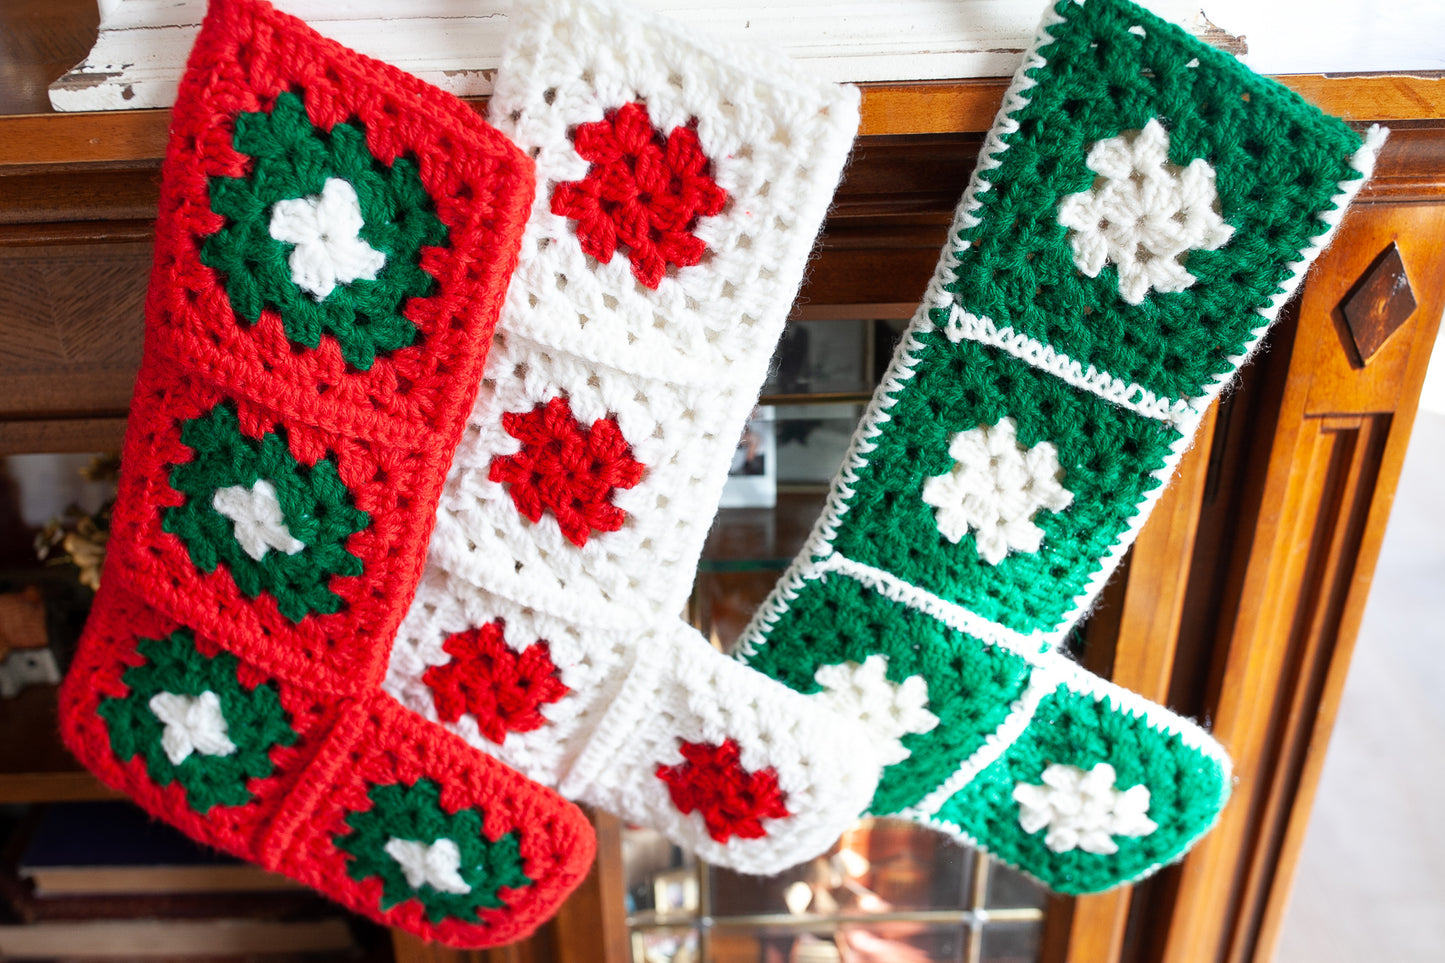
1341, 242, 1416, 366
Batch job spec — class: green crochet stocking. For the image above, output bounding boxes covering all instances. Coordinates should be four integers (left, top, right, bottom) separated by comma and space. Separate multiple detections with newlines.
737, 0, 1384, 894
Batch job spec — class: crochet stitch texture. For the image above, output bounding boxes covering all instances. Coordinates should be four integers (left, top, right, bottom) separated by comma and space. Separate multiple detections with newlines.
162, 403, 369, 622
384, 0, 884, 875
201, 91, 445, 370
551, 101, 729, 289
736, 0, 1382, 893
336, 779, 532, 924
423, 623, 570, 742
1056, 118, 1235, 305
98, 629, 297, 813
59, 0, 595, 947
488, 396, 646, 547
655, 739, 792, 843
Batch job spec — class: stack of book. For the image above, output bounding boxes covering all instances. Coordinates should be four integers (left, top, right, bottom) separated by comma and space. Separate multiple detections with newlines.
0, 802, 374, 959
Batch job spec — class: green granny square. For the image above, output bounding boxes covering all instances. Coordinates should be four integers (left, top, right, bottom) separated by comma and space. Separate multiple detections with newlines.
162, 403, 370, 623
742, 570, 1036, 814
930, 678, 1230, 894
829, 332, 1181, 637
946, 0, 1366, 403
99, 629, 297, 813
203, 90, 447, 371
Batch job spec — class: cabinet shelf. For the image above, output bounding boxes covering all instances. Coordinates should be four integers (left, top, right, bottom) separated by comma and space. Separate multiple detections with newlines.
699, 492, 829, 573
0, 684, 116, 803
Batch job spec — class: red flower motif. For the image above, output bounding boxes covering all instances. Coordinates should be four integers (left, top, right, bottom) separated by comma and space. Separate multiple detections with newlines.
655, 738, 791, 843
488, 396, 646, 547
551, 101, 729, 289
423, 621, 569, 743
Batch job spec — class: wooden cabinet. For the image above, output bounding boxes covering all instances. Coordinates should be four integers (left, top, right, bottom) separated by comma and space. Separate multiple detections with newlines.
2, 76, 1441, 963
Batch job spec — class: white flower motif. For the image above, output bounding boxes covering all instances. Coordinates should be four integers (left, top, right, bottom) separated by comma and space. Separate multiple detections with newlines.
269, 177, 387, 300
812, 655, 940, 766
383, 837, 472, 894
1013, 763, 1158, 855
1057, 118, 1234, 305
212, 479, 306, 561
148, 691, 238, 766
920, 417, 1073, 566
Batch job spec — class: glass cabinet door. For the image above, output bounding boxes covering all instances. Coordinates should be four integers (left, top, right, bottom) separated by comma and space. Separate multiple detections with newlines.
623, 817, 1048, 963
619, 314, 1051, 963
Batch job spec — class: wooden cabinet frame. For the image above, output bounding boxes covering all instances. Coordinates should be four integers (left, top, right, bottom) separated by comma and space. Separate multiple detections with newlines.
2, 76, 1441, 962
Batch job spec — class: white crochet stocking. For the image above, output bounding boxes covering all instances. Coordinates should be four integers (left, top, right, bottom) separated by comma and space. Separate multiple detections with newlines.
383, 0, 880, 874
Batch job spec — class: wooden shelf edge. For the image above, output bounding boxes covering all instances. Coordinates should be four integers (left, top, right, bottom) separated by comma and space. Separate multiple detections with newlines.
0, 770, 121, 803
2, 75, 1440, 169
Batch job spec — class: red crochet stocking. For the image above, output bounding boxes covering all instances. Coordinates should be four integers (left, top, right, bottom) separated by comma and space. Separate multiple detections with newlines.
58, 0, 593, 947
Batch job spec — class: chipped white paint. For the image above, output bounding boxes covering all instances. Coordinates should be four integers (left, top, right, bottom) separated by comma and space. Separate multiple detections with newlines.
51, 0, 1227, 111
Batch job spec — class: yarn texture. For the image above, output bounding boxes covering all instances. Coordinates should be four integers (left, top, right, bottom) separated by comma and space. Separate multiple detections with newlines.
737, 0, 1383, 893
162, 403, 369, 623
201, 90, 446, 370
98, 629, 296, 813
655, 739, 792, 844
488, 396, 646, 547
1056, 118, 1235, 305
336, 779, 532, 923
423, 623, 570, 741
58, 0, 595, 947
919, 416, 1075, 564
551, 101, 730, 289
383, 0, 884, 876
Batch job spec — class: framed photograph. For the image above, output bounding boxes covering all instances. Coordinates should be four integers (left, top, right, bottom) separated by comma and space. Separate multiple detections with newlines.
719, 406, 776, 508
632, 928, 698, 963
653, 868, 700, 915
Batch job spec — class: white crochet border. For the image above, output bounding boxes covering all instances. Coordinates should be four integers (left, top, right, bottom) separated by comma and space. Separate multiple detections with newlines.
939, 306, 1201, 427
736, 0, 1385, 849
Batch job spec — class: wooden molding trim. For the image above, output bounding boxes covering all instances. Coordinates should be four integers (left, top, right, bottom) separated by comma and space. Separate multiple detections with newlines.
4, 75, 1442, 169
0, 770, 121, 803
1158, 202, 1445, 963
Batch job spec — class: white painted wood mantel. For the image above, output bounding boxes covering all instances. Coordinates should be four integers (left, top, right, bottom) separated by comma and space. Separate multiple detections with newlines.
49, 0, 1445, 112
